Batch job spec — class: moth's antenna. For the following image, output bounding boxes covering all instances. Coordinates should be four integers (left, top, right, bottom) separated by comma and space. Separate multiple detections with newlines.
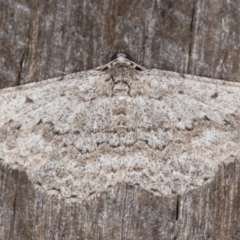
52, 68, 72, 75
96, 51, 146, 71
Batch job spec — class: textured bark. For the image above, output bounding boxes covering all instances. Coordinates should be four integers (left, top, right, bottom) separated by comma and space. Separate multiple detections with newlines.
1, 58, 240, 238
1, 0, 240, 89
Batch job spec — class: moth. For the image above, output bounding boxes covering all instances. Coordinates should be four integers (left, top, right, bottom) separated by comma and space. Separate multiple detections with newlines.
0, 53, 240, 199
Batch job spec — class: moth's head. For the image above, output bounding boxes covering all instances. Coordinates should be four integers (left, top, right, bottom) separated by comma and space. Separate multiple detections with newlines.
117, 53, 127, 58
110, 52, 133, 61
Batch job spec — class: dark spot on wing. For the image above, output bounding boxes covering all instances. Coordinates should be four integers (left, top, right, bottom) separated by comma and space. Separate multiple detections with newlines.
211, 92, 218, 98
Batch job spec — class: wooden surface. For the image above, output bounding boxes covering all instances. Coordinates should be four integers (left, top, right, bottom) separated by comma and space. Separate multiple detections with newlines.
0, 0, 240, 88
1, 1, 240, 239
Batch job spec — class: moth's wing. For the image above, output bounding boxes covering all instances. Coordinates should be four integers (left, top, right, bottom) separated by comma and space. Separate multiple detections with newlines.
141, 70, 240, 129
1, 71, 112, 126
0, 70, 116, 197
123, 69, 240, 195
138, 69, 240, 163
0, 70, 110, 156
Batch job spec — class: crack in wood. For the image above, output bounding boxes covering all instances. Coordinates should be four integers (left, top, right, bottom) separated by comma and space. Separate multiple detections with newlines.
187, 0, 197, 74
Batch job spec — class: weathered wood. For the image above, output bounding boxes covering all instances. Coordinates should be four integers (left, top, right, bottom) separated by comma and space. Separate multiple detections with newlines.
1, 0, 240, 89
0, 56, 240, 239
